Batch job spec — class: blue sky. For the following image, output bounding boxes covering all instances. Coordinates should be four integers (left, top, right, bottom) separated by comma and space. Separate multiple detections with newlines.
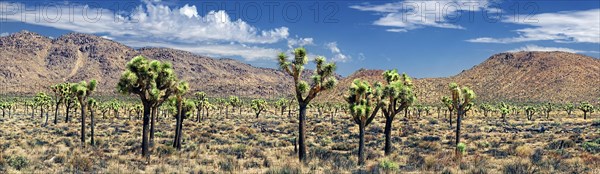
1, 0, 599, 77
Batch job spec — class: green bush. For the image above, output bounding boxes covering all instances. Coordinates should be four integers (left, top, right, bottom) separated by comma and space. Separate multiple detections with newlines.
457, 143, 467, 155
8, 155, 29, 170
582, 141, 600, 154
264, 164, 301, 174
379, 159, 399, 172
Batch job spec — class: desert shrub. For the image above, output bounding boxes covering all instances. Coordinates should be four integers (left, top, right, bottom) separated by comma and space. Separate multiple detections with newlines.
467, 166, 488, 174
244, 160, 261, 169
428, 118, 439, 124
69, 155, 93, 172
515, 145, 533, 157
457, 143, 467, 155
331, 155, 355, 170
248, 147, 265, 159
408, 152, 425, 169
331, 142, 354, 151
219, 157, 238, 172
8, 155, 29, 170
378, 159, 399, 172
502, 160, 537, 174
155, 144, 175, 157
229, 144, 248, 159
264, 164, 301, 174
547, 139, 575, 150
53, 154, 66, 164
582, 141, 600, 154
530, 148, 544, 165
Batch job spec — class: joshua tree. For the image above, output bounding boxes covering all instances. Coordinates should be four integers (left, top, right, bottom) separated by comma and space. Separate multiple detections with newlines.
578, 102, 594, 120
88, 98, 97, 146
229, 96, 242, 118
275, 98, 289, 117
50, 83, 70, 125
34, 92, 52, 125
345, 79, 382, 165
278, 47, 337, 162
117, 56, 178, 160
542, 103, 553, 119
376, 69, 415, 156
442, 96, 454, 126
194, 92, 207, 122
524, 106, 536, 121
479, 104, 493, 117
498, 102, 511, 122
251, 99, 267, 119
564, 103, 574, 116
64, 88, 77, 123
107, 100, 121, 119
71, 80, 97, 147
445, 82, 475, 155
173, 81, 190, 150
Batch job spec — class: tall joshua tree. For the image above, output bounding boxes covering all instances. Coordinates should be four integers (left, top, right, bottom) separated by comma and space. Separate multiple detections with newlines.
251, 99, 267, 119
71, 80, 97, 147
378, 69, 415, 156
194, 92, 207, 122
117, 55, 178, 160
34, 92, 51, 125
446, 82, 475, 155
173, 81, 189, 150
278, 47, 337, 162
578, 102, 594, 120
345, 79, 382, 165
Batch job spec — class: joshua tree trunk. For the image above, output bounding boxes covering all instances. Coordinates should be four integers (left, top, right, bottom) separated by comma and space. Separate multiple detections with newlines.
584, 112, 587, 120
298, 103, 307, 162
54, 102, 60, 124
141, 102, 151, 160
90, 107, 95, 146
44, 108, 50, 126
150, 106, 157, 146
173, 100, 183, 150
65, 103, 71, 123
502, 113, 506, 122
384, 116, 393, 156
449, 109, 453, 127
455, 110, 462, 154
196, 107, 201, 122
358, 121, 366, 165
80, 103, 86, 147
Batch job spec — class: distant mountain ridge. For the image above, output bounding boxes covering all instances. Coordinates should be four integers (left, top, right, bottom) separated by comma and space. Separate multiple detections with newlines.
1, 31, 599, 103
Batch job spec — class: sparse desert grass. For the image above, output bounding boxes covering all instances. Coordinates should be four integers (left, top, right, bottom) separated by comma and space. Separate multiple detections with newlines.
0, 109, 598, 173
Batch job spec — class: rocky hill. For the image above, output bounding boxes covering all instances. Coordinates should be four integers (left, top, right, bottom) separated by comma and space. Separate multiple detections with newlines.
0, 31, 322, 98
1, 31, 598, 103
319, 52, 600, 104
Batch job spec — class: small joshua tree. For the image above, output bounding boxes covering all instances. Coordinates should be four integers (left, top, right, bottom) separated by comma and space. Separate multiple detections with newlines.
275, 98, 289, 117
498, 102, 511, 122
564, 103, 575, 116
194, 92, 207, 122
542, 103, 553, 119
34, 92, 51, 125
345, 79, 382, 165
578, 102, 594, 120
524, 106, 536, 121
442, 96, 454, 126
445, 82, 475, 155
50, 83, 70, 125
229, 96, 242, 118
71, 80, 97, 146
278, 47, 337, 162
251, 99, 267, 119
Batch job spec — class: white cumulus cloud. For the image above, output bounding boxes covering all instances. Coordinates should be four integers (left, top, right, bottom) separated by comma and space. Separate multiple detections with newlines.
467, 9, 600, 44
326, 42, 350, 62
506, 45, 595, 54
350, 0, 498, 32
